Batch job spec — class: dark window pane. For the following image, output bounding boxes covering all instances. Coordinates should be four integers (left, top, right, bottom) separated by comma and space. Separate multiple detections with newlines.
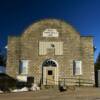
43, 59, 57, 67
48, 70, 53, 75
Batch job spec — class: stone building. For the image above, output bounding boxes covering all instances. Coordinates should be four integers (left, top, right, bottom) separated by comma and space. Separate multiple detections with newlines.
6, 19, 95, 86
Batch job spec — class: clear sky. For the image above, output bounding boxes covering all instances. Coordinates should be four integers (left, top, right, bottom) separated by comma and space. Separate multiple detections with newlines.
0, 0, 100, 61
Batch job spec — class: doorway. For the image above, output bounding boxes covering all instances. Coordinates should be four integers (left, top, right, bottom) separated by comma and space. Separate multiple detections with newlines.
42, 59, 58, 85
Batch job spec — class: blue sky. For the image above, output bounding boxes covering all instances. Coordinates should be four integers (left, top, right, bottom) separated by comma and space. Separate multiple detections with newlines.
0, 0, 100, 61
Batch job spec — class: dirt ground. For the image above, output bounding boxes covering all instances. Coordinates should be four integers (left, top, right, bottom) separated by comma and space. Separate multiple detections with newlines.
0, 87, 100, 100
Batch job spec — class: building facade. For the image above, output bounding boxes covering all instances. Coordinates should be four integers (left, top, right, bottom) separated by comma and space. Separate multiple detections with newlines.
6, 19, 95, 86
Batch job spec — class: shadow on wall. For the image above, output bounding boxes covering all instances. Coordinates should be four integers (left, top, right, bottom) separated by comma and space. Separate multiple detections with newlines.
16, 77, 34, 89
0, 73, 17, 92
95, 70, 100, 87
0, 66, 6, 73
0, 74, 34, 92
95, 71, 98, 87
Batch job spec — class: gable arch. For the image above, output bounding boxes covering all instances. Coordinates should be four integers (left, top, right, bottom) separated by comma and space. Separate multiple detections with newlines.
21, 19, 80, 39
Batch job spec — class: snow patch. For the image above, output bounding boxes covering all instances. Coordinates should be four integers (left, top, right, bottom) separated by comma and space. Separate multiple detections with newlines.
12, 87, 29, 92
30, 84, 40, 91
0, 90, 3, 93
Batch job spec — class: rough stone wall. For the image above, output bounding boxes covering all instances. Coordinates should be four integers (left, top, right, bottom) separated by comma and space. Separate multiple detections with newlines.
6, 36, 21, 78
6, 19, 95, 86
19, 19, 81, 84
80, 36, 95, 86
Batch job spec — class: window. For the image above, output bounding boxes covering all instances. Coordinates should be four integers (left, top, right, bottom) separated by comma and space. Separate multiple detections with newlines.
19, 60, 29, 75
48, 70, 53, 75
73, 60, 82, 75
43, 59, 57, 67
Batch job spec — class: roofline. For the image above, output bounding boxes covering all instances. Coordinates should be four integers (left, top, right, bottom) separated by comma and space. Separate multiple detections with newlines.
81, 35, 94, 37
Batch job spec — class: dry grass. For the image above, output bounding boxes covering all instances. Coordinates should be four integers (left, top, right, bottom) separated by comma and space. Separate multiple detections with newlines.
0, 87, 100, 100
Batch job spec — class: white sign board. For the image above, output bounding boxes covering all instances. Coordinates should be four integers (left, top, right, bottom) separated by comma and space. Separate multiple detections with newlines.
17, 75, 27, 82
43, 29, 59, 37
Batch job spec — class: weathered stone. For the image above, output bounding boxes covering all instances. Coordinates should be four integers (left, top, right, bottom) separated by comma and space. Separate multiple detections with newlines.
6, 19, 95, 86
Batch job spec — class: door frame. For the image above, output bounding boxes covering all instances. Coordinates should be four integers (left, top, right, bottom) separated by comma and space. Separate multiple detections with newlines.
42, 59, 59, 85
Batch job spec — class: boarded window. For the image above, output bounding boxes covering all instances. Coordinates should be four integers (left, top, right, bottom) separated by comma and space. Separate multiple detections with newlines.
39, 41, 63, 55
19, 60, 29, 75
73, 60, 82, 75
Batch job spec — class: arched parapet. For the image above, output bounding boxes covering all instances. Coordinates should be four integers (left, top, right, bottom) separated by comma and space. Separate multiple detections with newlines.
21, 19, 80, 40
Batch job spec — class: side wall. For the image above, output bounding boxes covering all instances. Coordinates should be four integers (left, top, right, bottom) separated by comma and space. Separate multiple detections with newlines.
6, 36, 21, 78
81, 36, 95, 86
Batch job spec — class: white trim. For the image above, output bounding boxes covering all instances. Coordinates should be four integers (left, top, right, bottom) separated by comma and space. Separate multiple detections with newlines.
43, 67, 46, 85
42, 59, 59, 85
